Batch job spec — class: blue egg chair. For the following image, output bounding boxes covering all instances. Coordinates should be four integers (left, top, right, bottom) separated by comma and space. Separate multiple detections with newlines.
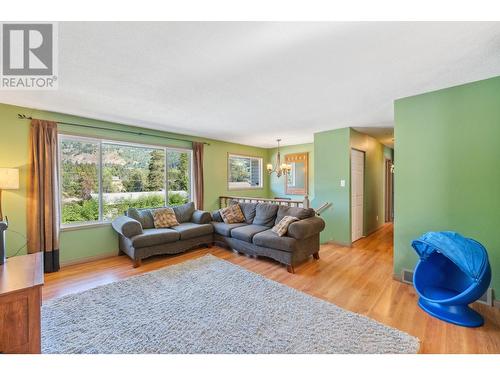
411, 232, 491, 327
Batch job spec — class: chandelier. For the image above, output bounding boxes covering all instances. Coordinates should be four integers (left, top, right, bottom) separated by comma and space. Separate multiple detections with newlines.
266, 139, 292, 178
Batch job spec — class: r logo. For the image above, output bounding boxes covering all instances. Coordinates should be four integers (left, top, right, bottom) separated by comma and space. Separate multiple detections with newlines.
2, 23, 53, 76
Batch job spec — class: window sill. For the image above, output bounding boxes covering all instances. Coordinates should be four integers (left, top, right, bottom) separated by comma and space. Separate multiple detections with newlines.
227, 186, 264, 191
60, 222, 112, 232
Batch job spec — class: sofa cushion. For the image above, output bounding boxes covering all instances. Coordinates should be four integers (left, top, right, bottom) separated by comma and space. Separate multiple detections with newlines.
172, 222, 213, 240
229, 201, 257, 223
252, 203, 279, 227
252, 229, 297, 253
172, 202, 195, 223
131, 228, 180, 248
212, 221, 247, 237
219, 204, 245, 224
211, 210, 223, 222
127, 208, 155, 229
230, 224, 269, 243
274, 205, 316, 225
152, 207, 179, 228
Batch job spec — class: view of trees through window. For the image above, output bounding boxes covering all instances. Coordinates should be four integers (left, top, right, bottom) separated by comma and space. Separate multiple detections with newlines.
60, 139, 100, 223
228, 154, 262, 189
167, 150, 190, 205
60, 136, 191, 225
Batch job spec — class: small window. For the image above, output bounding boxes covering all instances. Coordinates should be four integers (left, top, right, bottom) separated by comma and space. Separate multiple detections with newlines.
228, 154, 263, 190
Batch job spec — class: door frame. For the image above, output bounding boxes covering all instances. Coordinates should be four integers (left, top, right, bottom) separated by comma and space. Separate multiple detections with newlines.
384, 158, 394, 222
350, 148, 365, 243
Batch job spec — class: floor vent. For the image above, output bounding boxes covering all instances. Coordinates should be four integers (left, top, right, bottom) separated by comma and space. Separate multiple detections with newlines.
477, 288, 493, 306
401, 269, 414, 284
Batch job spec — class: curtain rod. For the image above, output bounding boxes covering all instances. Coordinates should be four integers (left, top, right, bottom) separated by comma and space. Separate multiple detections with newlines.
17, 114, 210, 145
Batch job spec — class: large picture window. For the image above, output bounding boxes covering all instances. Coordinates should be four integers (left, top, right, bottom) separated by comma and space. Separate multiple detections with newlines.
59, 135, 192, 226
227, 154, 263, 190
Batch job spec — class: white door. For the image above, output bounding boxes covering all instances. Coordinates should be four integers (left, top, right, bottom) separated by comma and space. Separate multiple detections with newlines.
351, 149, 364, 242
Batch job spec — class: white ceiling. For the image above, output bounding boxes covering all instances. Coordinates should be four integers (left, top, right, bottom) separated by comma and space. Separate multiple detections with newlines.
1, 22, 500, 148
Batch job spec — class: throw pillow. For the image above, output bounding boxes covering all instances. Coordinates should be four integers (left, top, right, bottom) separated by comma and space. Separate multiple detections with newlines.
272, 215, 299, 236
152, 207, 179, 228
219, 204, 245, 224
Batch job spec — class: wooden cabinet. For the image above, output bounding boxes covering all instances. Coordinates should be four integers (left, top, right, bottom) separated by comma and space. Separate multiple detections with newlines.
0, 253, 43, 354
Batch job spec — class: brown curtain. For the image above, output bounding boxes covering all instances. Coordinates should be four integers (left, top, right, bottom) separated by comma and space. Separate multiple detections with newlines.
27, 119, 60, 273
192, 142, 204, 210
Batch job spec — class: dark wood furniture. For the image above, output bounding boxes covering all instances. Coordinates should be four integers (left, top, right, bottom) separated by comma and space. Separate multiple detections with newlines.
0, 252, 43, 354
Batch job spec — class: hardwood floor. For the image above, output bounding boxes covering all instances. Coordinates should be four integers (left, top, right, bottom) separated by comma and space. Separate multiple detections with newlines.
43, 223, 500, 354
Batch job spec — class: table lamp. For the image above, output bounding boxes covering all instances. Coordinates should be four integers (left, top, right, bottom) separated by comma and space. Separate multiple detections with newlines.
0, 168, 19, 264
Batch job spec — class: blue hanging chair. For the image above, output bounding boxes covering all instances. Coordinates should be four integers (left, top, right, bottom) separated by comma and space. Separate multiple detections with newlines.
411, 231, 491, 327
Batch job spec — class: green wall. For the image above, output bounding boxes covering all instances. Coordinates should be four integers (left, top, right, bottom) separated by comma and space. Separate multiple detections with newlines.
0, 102, 270, 264
314, 128, 351, 244
394, 76, 500, 296
350, 129, 391, 236
269, 143, 314, 202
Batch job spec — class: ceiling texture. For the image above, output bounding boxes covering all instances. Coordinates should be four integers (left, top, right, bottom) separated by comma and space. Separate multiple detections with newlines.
1, 22, 500, 148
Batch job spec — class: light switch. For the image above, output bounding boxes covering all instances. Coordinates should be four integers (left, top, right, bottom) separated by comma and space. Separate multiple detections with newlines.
340, 179, 345, 187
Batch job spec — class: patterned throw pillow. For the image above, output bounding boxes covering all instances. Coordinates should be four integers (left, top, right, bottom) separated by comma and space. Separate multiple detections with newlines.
219, 204, 245, 224
272, 216, 299, 236
152, 207, 179, 228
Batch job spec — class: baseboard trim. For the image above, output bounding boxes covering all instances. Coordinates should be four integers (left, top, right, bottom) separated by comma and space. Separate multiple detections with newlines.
322, 240, 352, 247
60, 251, 118, 268
392, 273, 402, 282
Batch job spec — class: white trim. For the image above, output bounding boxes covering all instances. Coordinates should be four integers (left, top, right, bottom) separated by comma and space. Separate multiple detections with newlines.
60, 222, 111, 232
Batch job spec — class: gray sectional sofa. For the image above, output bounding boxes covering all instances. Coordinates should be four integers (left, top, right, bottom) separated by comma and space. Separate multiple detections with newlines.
112, 201, 325, 273
212, 202, 325, 273
112, 202, 213, 267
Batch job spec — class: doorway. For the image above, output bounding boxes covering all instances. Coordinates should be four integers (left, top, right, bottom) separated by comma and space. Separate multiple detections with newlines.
351, 149, 365, 242
385, 158, 394, 222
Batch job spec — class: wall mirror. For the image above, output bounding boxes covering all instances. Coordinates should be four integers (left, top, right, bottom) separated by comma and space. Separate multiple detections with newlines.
285, 152, 308, 195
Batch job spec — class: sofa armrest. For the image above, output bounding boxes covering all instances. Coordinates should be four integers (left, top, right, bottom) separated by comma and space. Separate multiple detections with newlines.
191, 210, 212, 224
112, 216, 143, 238
287, 216, 325, 240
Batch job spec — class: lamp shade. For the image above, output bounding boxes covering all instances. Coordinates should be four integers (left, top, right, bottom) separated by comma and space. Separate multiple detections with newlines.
0, 168, 19, 190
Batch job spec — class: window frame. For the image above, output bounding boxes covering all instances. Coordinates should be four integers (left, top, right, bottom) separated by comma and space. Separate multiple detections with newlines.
58, 133, 193, 229
227, 153, 264, 191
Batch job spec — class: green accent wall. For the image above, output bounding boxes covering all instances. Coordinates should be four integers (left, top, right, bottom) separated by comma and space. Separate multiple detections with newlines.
394, 76, 500, 296
268, 143, 314, 202
0, 102, 270, 264
314, 128, 351, 244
